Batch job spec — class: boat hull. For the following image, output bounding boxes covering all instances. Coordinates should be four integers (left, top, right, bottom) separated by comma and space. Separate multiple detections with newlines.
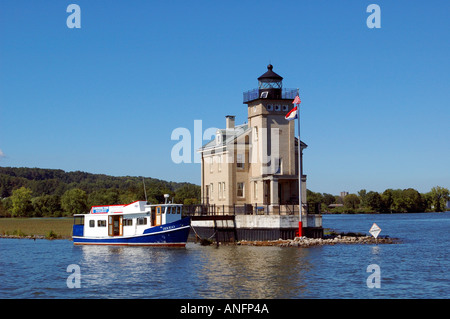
73, 217, 190, 247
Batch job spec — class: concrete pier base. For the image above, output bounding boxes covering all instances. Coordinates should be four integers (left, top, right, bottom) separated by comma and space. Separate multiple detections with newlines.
190, 214, 323, 242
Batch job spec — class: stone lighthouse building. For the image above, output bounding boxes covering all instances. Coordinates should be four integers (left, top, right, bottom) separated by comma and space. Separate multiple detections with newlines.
199, 64, 307, 213
196, 64, 323, 239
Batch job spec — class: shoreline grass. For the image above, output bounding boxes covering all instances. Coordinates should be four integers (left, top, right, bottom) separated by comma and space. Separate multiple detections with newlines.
0, 217, 73, 239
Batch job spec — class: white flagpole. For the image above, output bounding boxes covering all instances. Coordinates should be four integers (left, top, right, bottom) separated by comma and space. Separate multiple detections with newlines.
296, 88, 303, 237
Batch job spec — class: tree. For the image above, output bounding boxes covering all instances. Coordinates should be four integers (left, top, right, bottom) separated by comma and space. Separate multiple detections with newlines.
10, 187, 33, 217
344, 194, 360, 211
61, 188, 88, 215
174, 184, 201, 205
322, 193, 335, 206
381, 189, 394, 213
0, 199, 9, 217
402, 188, 425, 213
335, 195, 344, 205
307, 189, 323, 205
358, 189, 368, 207
388, 189, 406, 212
32, 194, 62, 217
365, 191, 382, 212
428, 186, 450, 212
118, 191, 141, 205
88, 189, 120, 207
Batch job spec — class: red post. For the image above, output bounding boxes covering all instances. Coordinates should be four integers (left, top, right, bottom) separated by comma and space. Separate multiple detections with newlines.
298, 221, 303, 237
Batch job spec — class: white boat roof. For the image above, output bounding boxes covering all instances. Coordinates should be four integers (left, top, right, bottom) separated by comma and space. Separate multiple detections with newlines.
73, 200, 182, 216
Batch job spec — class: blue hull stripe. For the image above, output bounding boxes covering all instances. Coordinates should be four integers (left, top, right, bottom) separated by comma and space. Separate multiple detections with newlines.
73, 217, 190, 246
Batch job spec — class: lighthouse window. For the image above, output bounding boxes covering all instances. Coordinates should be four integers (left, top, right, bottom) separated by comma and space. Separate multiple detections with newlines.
237, 154, 244, 169
237, 182, 245, 198
260, 91, 268, 98
216, 133, 222, 145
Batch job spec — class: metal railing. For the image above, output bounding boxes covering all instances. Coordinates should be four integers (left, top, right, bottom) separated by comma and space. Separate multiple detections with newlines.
182, 202, 321, 217
243, 88, 298, 103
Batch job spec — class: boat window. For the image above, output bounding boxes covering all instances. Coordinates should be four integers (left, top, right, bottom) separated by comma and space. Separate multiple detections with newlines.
89, 220, 95, 227
74, 216, 84, 225
123, 219, 133, 226
137, 217, 147, 225
97, 220, 106, 227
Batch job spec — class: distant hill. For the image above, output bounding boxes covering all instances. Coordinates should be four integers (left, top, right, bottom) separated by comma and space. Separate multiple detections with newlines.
0, 166, 195, 197
0, 166, 200, 217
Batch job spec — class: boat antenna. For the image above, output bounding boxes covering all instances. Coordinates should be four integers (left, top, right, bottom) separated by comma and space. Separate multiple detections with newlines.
142, 177, 148, 202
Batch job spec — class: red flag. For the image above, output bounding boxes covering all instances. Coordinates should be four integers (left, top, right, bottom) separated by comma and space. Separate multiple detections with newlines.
292, 95, 301, 104
285, 106, 298, 121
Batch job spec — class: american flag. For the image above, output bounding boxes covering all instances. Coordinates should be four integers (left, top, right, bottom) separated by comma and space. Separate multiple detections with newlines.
292, 95, 301, 104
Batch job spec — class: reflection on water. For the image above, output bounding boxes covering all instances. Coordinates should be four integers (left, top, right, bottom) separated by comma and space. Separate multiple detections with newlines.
76, 244, 317, 299
78, 245, 189, 298
196, 245, 314, 298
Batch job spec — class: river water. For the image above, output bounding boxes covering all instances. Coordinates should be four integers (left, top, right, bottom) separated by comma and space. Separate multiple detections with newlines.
0, 212, 448, 299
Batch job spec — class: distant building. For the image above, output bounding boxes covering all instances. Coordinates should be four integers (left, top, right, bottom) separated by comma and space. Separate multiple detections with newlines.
340, 191, 349, 198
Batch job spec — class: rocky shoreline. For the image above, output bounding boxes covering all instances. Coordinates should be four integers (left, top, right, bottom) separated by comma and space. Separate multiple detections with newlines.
0, 234, 69, 240
1, 234, 47, 240
237, 235, 398, 247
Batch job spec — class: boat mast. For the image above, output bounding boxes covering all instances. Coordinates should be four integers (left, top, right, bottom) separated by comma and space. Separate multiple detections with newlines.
142, 177, 148, 202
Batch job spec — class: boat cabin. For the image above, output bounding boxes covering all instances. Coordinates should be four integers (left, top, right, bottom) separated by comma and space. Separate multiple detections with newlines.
73, 201, 183, 238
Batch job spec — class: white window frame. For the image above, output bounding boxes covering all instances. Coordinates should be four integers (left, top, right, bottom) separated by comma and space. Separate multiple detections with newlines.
253, 126, 258, 142
222, 182, 226, 200
237, 182, 245, 198
210, 183, 214, 200
237, 153, 244, 169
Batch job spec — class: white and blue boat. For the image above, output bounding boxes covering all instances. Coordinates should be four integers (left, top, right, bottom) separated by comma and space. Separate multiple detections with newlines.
72, 198, 190, 247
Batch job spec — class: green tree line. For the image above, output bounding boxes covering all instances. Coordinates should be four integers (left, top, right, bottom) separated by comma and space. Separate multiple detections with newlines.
307, 186, 449, 214
0, 167, 200, 217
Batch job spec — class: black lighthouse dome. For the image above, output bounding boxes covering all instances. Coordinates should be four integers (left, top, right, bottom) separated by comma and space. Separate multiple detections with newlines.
258, 64, 283, 99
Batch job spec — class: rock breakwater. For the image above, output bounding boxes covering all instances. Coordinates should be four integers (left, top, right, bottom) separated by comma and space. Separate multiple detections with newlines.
237, 235, 397, 247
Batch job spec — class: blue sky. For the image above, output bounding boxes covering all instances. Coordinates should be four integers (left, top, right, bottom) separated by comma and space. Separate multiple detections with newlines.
0, 0, 448, 195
